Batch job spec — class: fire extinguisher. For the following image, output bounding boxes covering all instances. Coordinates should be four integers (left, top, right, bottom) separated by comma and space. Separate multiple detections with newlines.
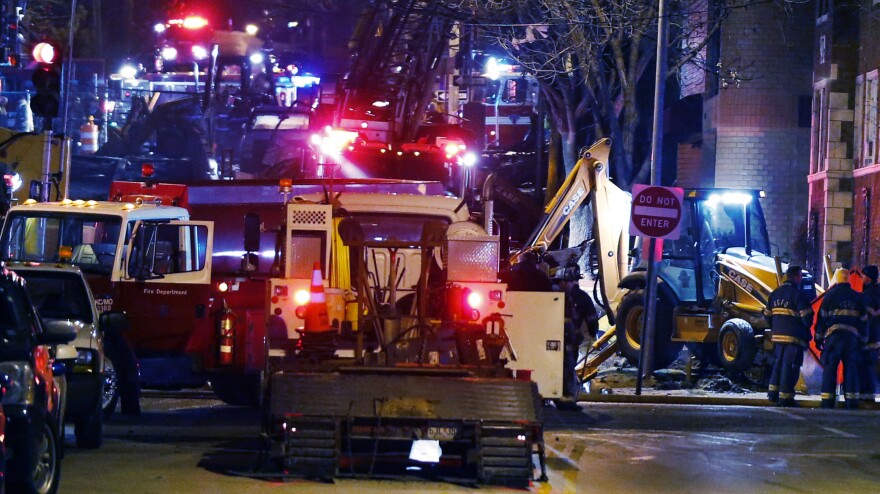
218, 301, 236, 366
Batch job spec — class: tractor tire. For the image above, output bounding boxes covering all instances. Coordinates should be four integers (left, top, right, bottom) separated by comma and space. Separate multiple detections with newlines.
615, 291, 682, 371
717, 319, 758, 376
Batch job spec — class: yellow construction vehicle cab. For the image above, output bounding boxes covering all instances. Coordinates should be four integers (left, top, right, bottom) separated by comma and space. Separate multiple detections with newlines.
508, 139, 817, 382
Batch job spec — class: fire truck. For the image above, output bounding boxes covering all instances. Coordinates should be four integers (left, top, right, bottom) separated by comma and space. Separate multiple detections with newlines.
0, 178, 561, 483
481, 60, 539, 151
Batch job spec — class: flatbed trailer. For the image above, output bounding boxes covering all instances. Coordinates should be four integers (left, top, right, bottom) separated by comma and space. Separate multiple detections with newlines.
265, 364, 543, 486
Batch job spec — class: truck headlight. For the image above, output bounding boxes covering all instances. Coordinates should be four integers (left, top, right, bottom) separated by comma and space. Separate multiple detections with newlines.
0, 361, 35, 405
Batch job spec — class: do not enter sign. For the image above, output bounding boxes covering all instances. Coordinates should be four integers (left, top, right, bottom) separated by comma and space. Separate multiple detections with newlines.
629, 184, 684, 240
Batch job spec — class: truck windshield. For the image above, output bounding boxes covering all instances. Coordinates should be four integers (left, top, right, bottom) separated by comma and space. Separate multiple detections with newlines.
352, 213, 450, 245
0, 212, 122, 275
18, 271, 93, 324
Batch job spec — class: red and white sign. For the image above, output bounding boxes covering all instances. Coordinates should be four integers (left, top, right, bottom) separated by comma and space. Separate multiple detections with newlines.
629, 184, 684, 240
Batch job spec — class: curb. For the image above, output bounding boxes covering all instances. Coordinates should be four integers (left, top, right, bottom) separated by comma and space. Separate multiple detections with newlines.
579, 393, 823, 408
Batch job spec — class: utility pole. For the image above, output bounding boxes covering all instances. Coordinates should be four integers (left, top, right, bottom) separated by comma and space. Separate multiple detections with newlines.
635, 0, 669, 395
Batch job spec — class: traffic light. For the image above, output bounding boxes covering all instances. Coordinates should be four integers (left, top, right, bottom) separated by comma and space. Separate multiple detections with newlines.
30, 41, 61, 119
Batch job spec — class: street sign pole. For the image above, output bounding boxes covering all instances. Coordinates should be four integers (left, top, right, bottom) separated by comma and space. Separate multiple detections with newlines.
636, 238, 658, 394
629, 184, 682, 393
636, 0, 670, 396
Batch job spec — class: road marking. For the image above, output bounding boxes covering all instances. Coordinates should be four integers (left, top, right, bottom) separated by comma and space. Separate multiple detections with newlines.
543, 444, 580, 494
544, 443, 581, 470
768, 407, 807, 421
770, 408, 859, 439
819, 426, 858, 438
769, 407, 858, 437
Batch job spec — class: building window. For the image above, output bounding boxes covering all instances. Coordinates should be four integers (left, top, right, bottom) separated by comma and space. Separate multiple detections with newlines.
863, 187, 872, 266
865, 71, 879, 167
812, 86, 827, 174
819, 36, 826, 64
855, 76, 864, 166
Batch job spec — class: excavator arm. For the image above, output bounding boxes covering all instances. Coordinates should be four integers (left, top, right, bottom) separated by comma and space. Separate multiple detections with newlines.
512, 138, 632, 315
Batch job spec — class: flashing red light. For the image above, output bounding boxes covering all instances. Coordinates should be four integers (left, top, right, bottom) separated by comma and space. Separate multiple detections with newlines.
32, 43, 56, 64
444, 143, 459, 156
181, 16, 209, 29
141, 163, 155, 178
467, 291, 482, 309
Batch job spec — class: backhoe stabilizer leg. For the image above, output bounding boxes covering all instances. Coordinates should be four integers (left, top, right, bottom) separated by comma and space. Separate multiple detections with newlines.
578, 327, 619, 383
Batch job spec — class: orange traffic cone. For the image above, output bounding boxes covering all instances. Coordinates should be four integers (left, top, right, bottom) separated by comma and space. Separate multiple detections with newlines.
303, 262, 332, 333
297, 262, 337, 361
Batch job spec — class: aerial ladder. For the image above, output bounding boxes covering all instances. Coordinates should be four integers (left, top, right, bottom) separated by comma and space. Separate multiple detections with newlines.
340, 0, 459, 144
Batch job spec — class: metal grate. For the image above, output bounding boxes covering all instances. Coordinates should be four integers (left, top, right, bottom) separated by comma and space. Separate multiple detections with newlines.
448, 236, 500, 282
291, 210, 328, 226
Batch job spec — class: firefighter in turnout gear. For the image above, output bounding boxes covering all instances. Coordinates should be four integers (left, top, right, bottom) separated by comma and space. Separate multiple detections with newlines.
858, 265, 880, 408
556, 265, 599, 411
815, 268, 869, 409
764, 265, 813, 407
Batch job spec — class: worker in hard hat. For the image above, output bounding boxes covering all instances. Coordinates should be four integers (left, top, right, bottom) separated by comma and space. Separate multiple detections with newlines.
815, 267, 868, 409
764, 265, 813, 407
858, 265, 880, 408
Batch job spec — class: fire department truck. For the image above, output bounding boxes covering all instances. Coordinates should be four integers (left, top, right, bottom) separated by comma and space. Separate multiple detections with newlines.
482, 60, 539, 151
0, 178, 561, 387
0, 179, 562, 484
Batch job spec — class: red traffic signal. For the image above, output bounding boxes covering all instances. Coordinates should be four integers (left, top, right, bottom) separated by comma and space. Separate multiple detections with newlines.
30, 42, 62, 119
32, 42, 57, 64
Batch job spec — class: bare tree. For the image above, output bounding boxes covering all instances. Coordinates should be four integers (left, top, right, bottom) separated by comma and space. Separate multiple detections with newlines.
456, 0, 739, 189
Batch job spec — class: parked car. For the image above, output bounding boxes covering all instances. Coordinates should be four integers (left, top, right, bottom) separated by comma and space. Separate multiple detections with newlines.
10, 263, 123, 448
0, 265, 76, 494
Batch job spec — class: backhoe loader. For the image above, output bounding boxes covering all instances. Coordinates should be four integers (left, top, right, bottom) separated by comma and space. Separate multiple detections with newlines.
505, 138, 816, 382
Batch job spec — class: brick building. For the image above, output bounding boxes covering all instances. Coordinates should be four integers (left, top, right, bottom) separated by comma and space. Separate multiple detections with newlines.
675, 0, 814, 261
807, 0, 880, 280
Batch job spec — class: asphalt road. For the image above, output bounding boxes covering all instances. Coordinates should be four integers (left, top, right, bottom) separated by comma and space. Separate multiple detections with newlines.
58, 396, 880, 493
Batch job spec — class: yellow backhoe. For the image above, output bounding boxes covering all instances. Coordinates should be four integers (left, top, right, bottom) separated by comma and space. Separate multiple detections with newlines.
507, 138, 817, 382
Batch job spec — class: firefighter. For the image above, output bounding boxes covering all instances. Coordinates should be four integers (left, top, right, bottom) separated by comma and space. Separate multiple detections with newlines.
764, 265, 813, 407
556, 265, 599, 410
103, 327, 141, 417
815, 268, 868, 409
858, 265, 880, 408
508, 251, 553, 292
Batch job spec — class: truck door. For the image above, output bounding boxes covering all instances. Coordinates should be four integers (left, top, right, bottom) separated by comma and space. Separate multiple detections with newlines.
118, 220, 213, 386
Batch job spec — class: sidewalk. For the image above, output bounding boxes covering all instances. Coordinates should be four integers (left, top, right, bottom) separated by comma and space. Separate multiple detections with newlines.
577, 366, 828, 407
580, 387, 824, 407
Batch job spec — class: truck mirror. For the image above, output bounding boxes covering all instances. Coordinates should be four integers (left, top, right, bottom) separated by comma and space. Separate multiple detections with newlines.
99, 310, 130, 334
244, 213, 261, 252
241, 252, 258, 272
40, 319, 78, 344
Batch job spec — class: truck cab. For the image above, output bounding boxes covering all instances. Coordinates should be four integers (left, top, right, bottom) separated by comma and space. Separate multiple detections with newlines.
0, 199, 214, 389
